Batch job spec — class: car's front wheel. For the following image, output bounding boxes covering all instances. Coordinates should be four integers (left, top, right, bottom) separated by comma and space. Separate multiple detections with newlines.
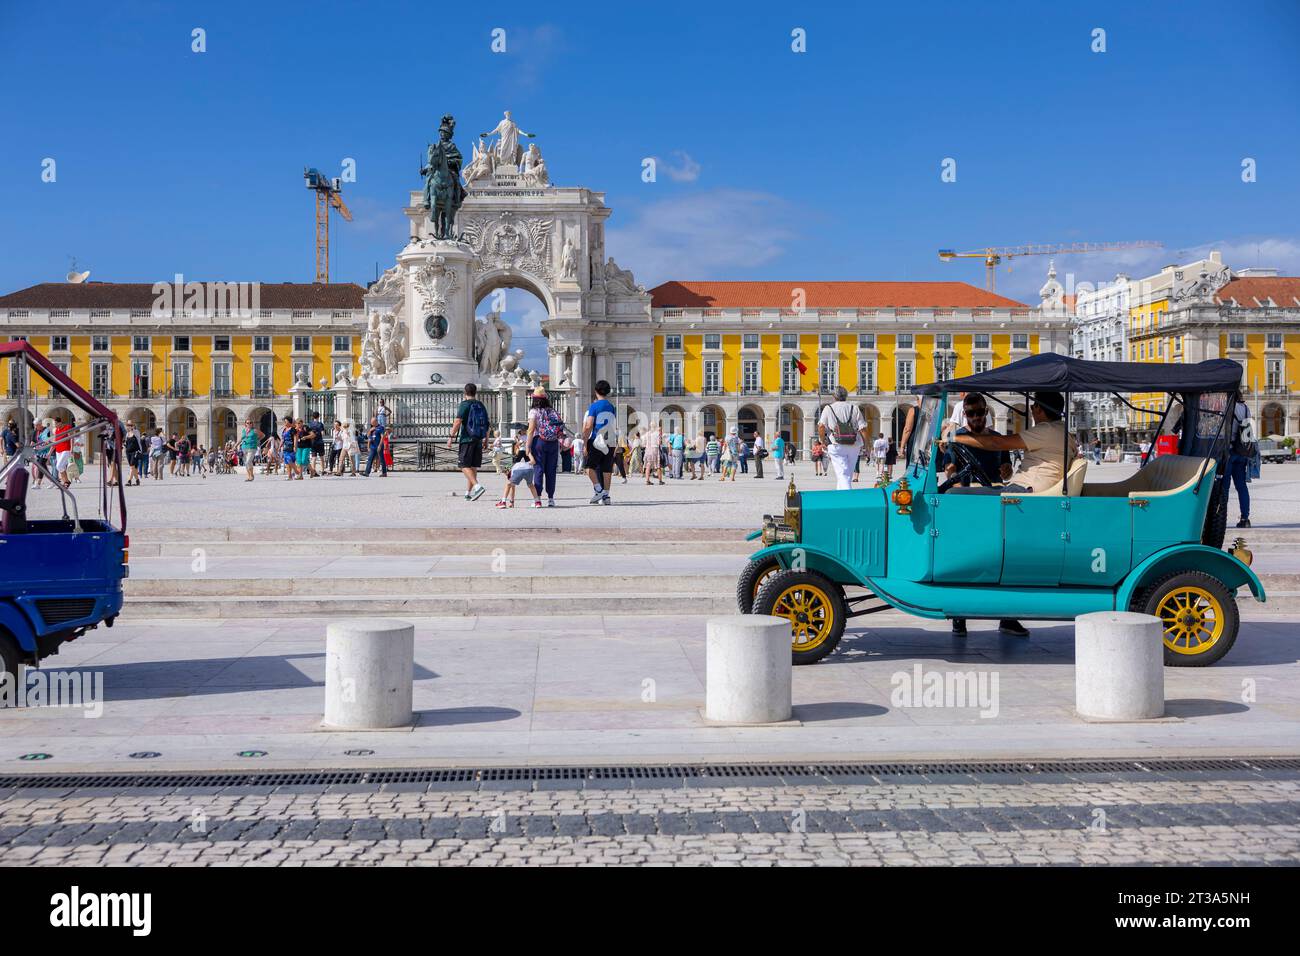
735, 557, 782, 614
1134, 570, 1239, 666
753, 569, 847, 665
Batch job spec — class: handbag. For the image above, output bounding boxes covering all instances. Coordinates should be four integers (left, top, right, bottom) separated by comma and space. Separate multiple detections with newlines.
758, 448, 769, 459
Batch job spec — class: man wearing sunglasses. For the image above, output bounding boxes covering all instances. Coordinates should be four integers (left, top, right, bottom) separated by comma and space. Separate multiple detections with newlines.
949, 390, 1076, 496
942, 393, 1011, 488
942, 391, 1029, 639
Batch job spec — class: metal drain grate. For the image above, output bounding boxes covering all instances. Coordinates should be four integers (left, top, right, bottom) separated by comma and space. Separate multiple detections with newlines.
1, 757, 1298, 792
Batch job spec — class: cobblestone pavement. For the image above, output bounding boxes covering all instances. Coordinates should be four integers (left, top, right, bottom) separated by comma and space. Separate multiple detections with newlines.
2, 773, 1297, 866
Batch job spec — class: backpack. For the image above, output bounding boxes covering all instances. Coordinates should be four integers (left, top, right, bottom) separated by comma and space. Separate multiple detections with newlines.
465, 400, 489, 440
537, 408, 563, 442
1231, 403, 1257, 458
830, 405, 857, 445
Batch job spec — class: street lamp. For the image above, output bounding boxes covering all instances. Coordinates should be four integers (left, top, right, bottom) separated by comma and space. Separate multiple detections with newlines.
932, 348, 956, 382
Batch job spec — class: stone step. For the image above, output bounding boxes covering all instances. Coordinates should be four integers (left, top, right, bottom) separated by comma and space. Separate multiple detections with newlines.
124, 572, 738, 597
129, 539, 756, 558
123, 592, 736, 618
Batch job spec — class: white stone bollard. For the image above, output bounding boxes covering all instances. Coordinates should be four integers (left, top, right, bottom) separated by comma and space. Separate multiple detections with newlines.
705, 615, 792, 724
1074, 611, 1165, 721
324, 619, 414, 729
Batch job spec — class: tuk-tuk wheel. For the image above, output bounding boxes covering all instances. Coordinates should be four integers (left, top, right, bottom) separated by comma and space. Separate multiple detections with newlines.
735, 557, 782, 614
0, 630, 19, 690
1134, 570, 1239, 667
753, 569, 847, 665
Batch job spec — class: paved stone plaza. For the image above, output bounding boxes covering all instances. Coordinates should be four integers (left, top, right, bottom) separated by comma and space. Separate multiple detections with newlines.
3, 460, 1298, 865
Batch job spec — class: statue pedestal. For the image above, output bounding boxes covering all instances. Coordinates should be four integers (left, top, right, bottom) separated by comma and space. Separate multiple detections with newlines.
395, 239, 481, 388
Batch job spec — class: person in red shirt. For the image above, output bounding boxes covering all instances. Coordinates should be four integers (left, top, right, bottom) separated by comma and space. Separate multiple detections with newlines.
53, 418, 74, 486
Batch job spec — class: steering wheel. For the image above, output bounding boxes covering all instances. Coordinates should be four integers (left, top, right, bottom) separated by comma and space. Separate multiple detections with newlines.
939, 441, 995, 493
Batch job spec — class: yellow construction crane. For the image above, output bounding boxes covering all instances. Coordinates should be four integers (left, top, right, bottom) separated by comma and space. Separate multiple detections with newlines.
304, 168, 353, 283
938, 241, 1162, 292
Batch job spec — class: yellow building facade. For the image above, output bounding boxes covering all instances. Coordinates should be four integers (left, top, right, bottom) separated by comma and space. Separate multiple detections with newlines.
0, 281, 365, 448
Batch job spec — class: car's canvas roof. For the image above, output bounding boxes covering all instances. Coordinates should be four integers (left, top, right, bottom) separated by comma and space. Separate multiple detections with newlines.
913, 352, 1243, 397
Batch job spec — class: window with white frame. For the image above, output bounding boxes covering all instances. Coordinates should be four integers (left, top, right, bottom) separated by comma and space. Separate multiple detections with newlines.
332, 361, 350, 384
858, 359, 875, 392
293, 360, 312, 385
254, 335, 271, 352
742, 359, 759, 392
974, 333, 990, 349
615, 361, 631, 393
820, 333, 837, 350
858, 333, 875, 349
132, 335, 150, 353
92, 335, 110, 352
819, 359, 837, 390
664, 360, 682, 391
1267, 332, 1283, 349
131, 360, 151, 395
91, 362, 110, 397
974, 359, 991, 374
171, 361, 191, 396
664, 334, 682, 351
703, 360, 721, 392
742, 333, 759, 349
935, 333, 952, 350
896, 333, 914, 350
253, 361, 273, 394
782, 362, 800, 392
50, 335, 69, 352
333, 335, 351, 353
173, 335, 190, 352
293, 335, 311, 353
1267, 359, 1283, 391
897, 360, 914, 390
780, 333, 798, 350
213, 335, 231, 352
1228, 332, 1245, 350
703, 333, 721, 351
1012, 333, 1029, 350
212, 362, 232, 395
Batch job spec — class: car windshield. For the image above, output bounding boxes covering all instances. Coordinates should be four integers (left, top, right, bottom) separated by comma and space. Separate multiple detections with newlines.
903, 396, 940, 472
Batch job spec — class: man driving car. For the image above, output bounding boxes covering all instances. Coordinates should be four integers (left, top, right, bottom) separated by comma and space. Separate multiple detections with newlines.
948, 390, 1076, 494
941, 392, 1027, 638
943, 393, 1011, 487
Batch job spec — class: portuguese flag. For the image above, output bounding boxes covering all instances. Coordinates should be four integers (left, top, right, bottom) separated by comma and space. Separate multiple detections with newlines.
790, 355, 807, 376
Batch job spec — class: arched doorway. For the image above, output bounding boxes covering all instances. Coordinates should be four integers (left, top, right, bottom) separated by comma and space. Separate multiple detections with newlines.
659, 405, 685, 436
699, 404, 726, 439
1261, 402, 1285, 438
859, 402, 881, 440
891, 406, 910, 442
167, 407, 197, 445
248, 406, 276, 439
125, 407, 157, 435
212, 407, 238, 447
1, 408, 35, 441
778, 404, 802, 449
738, 404, 764, 442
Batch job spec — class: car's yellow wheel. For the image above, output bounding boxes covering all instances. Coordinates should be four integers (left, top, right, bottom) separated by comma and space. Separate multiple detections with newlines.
1136, 571, 1239, 667
753, 569, 847, 665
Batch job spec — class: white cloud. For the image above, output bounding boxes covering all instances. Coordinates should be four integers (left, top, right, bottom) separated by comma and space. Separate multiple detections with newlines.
607, 189, 799, 287
652, 151, 701, 183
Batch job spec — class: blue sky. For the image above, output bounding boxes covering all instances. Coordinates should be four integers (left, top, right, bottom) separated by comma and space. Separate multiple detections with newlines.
2, 0, 1298, 365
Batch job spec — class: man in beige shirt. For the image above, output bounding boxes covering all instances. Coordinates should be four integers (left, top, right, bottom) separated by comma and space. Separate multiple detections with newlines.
950, 391, 1077, 493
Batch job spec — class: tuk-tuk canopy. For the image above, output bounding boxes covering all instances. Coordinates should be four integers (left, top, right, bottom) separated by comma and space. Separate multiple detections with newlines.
912, 353, 1243, 397
0, 340, 120, 424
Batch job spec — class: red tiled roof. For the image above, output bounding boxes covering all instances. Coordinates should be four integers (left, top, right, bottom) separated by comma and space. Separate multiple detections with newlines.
0, 282, 366, 310
650, 280, 1028, 310
1214, 276, 1300, 308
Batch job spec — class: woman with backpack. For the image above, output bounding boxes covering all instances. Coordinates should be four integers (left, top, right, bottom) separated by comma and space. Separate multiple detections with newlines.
525, 386, 563, 507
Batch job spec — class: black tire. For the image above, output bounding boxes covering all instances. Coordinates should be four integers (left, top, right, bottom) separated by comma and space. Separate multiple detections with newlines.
0, 629, 20, 696
1133, 570, 1239, 667
753, 569, 847, 665
1201, 474, 1227, 549
736, 557, 782, 614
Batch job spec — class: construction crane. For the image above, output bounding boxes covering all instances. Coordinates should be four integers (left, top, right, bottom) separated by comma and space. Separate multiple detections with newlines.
303, 168, 353, 283
938, 241, 1162, 292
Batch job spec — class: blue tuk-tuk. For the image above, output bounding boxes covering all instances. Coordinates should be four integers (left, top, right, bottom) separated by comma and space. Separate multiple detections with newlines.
0, 341, 128, 685
740, 354, 1262, 667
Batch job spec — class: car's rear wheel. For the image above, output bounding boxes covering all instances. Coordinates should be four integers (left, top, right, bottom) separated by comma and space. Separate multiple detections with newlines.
1134, 570, 1239, 666
736, 557, 782, 614
0, 629, 21, 699
753, 569, 847, 665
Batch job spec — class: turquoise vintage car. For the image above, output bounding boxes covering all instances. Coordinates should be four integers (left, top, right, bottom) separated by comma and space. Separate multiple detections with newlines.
740, 354, 1263, 666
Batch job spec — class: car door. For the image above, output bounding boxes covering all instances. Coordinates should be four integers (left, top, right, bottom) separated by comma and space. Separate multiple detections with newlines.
931, 492, 1003, 584
1060, 496, 1132, 586
1000, 494, 1066, 585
